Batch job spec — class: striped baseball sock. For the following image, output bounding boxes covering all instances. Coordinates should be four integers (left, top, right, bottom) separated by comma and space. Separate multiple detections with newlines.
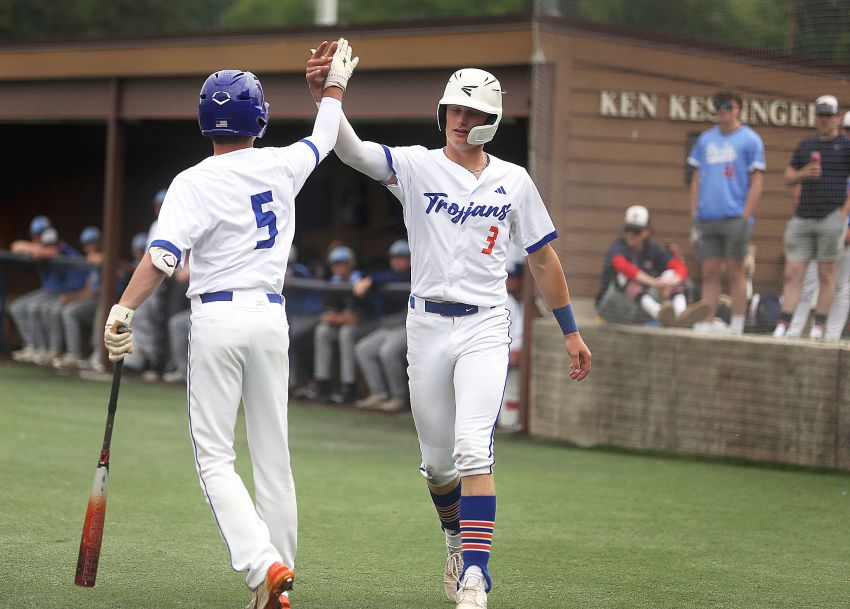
460, 495, 496, 591
429, 480, 462, 533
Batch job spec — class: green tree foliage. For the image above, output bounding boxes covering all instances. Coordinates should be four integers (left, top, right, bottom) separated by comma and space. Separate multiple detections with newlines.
222, 0, 528, 27
792, 0, 850, 60
576, 0, 850, 62
0, 0, 848, 64
0, 0, 233, 41
0, 0, 528, 41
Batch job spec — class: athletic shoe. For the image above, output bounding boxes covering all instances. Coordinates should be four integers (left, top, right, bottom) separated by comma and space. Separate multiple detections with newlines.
162, 370, 185, 383
32, 349, 56, 365
672, 301, 711, 329
692, 321, 714, 334
11, 347, 36, 362
328, 384, 357, 405
292, 384, 327, 402
51, 352, 79, 369
773, 322, 788, 338
246, 562, 295, 609
809, 324, 825, 340
657, 301, 676, 327
455, 575, 487, 609
444, 541, 463, 602
377, 397, 408, 412
355, 393, 389, 409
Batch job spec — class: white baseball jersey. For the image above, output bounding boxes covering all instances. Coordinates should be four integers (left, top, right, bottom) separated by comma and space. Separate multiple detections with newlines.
152, 144, 319, 297
382, 146, 557, 306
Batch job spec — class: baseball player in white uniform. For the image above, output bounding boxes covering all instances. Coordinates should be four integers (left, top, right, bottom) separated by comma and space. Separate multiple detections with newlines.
104, 39, 358, 609
306, 60, 592, 609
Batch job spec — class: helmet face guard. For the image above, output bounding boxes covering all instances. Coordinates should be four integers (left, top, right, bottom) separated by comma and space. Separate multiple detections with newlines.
198, 70, 269, 138
436, 68, 503, 145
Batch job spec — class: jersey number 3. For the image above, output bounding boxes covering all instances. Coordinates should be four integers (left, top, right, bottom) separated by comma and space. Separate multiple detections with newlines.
481, 226, 499, 255
252, 190, 278, 250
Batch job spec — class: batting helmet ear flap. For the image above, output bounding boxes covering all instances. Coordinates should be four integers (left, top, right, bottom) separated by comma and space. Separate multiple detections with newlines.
437, 104, 447, 133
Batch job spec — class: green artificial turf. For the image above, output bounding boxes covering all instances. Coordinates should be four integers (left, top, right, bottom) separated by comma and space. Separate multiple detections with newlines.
1, 362, 849, 609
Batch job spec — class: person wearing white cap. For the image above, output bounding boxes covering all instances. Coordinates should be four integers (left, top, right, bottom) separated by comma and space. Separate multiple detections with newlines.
773, 95, 850, 339
352, 239, 413, 412
687, 89, 766, 335
597, 205, 709, 327
785, 107, 850, 340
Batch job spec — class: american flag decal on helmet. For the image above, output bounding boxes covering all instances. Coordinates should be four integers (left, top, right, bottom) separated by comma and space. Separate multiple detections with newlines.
216, 120, 228, 128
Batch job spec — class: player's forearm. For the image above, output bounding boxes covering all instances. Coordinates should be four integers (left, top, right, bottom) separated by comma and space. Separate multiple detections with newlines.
335, 112, 394, 181
307, 97, 342, 159
117, 253, 167, 310
527, 244, 570, 310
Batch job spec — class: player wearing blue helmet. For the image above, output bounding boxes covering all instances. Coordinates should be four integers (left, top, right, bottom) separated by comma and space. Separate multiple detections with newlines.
103, 40, 359, 609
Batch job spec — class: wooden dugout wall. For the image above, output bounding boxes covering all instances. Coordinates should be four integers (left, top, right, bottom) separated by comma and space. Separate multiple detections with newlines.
531, 20, 850, 299
2, 18, 849, 298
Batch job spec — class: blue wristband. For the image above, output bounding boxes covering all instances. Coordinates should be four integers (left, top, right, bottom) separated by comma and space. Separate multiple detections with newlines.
553, 304, 578, 335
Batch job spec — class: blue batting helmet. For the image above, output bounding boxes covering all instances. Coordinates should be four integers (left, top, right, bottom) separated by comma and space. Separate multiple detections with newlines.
198, 70, 269, 138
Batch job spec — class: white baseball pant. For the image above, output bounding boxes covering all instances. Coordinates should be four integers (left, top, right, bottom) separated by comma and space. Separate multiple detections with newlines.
406, 298, 510, 486
187, 291, 295, 590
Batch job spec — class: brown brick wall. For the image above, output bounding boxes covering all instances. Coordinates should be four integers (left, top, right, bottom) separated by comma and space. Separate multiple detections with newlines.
530, 319, 850, 469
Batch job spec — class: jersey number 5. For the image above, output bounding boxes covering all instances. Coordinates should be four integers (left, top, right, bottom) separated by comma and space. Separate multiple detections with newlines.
481, 226, 499, 254
251, 190, 278, 250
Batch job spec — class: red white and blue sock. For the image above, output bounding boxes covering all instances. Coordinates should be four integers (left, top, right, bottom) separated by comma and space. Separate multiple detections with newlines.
430, 480, 462, 533
460, 495, 496, 591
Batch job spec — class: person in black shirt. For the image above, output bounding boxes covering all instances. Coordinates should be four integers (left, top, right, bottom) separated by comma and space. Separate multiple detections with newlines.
774, 95, 850, 339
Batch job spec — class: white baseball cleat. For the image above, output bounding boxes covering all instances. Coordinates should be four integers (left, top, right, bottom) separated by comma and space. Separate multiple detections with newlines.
773, 322, 788, 338
444, 544, 463, 602
455, 576, 487, 609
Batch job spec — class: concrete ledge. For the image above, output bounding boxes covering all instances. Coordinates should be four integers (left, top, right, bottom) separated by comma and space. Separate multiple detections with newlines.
530, 319, 850, 470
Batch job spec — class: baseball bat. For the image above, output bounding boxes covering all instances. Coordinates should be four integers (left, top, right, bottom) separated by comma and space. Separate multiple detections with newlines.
74, 357, 125, 588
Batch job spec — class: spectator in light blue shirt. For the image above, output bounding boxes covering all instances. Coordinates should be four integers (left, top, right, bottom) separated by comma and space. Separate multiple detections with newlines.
687, 89, 765, 335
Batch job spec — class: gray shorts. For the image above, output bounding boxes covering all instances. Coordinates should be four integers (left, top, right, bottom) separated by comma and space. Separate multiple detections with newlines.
784, 208, 848, 262
691, 217, 751, 261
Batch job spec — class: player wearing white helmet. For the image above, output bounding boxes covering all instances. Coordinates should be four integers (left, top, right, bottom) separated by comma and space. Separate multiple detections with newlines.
104, 39, 358, 609
306, 60, 591, 609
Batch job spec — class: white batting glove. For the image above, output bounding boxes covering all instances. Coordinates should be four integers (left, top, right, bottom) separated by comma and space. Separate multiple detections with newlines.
323, 38, 359, 91
104, 304, 135, 362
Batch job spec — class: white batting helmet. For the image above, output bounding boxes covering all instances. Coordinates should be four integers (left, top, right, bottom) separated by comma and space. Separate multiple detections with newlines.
437, 68, 503, 145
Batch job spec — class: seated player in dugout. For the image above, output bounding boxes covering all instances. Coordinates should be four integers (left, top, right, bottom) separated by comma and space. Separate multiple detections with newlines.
596, 205, 710, 328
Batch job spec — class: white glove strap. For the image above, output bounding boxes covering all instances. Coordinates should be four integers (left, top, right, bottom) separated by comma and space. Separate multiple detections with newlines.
107, 304, 134, 329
